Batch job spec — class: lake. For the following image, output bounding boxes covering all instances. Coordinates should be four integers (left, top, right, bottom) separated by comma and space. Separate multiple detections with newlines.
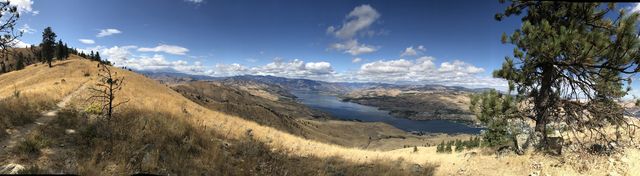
292, 91, 483, 134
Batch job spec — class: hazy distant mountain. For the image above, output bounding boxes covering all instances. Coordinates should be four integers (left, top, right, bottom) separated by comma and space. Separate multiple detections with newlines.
139, 71, 495, 94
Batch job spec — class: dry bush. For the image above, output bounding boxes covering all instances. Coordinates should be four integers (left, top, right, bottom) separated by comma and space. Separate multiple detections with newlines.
15, 131, 49, 157
0, 94, 55, 139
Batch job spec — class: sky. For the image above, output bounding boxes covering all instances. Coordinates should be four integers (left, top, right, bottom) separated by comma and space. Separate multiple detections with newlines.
8, 0, 640, 92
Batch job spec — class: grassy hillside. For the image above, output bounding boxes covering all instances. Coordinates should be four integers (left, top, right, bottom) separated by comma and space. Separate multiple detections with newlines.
0, 56, 638, 175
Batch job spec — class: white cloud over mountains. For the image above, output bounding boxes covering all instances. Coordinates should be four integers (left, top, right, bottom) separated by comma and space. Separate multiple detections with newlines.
327, 4, 381, 56
138, 44, 189, 55
10, 39, 29, 48
346, 57, 502, 88
97, 28, 122, 37
92, 44, 504, 88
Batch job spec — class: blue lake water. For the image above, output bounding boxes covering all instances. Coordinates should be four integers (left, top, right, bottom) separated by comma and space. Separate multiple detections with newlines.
293, 91, 483, 134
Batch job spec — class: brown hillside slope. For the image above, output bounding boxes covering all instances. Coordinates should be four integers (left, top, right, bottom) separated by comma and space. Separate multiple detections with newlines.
0, 56, 638, 175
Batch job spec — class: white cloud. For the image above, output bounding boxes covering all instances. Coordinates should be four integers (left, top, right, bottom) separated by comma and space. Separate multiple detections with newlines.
9, 39, 29, 48
78, 39, 95, 44
211, 63, 249, 77
96, 28, 122, 37
631, 3, 640, 13
88, 45, 503, 89
330, 39, 377, 55
252, 59, 335, 78
400, 45, 425, 57
100, 45, 138, 65
327, 4, 381, 56
3, 0, 37, 15
327, 4, 380, 39
346, 56, 504, 88
184, 0, 203, 4
205, 56, 503, 89
83, 45, 203, 74
123, 54, 199, 73
305, 61, 333, 74
18, 24, 34, 34
206, 58, 335, 80
438, 60, 484, 74
138, 44, 189, 55
360, 59, 416, 75
352, 57, 363, 63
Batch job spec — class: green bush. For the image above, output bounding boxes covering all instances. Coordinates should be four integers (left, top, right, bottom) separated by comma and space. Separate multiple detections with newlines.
455, 139, 464, 152
436, 141, 445, 153
469, 90, 517, 147
84, 103, 103, 115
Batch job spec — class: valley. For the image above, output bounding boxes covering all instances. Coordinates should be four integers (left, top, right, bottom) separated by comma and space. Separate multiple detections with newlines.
1, 1, 640, 175
165, 78, 475, 150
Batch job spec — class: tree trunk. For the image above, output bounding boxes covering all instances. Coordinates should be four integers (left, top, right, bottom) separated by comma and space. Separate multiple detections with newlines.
108, 80, 113, 119
534, 62, 554, 148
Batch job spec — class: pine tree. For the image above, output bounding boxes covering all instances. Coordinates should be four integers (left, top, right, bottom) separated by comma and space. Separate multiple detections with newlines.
55, 40, 65, 60
495, 2, 640, 149
95, 51, 101, 61
444, 142, 453, 153
469, 90, 516, 147
41, 27, 57, 67
90, 51, 95, 60
63, 43, 69, 58
436, 141, 445, 153
455, 139, 464, 152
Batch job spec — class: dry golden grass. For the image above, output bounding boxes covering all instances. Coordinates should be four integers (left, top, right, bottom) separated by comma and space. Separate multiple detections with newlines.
0, 59, 92, 101
1, 56, 638, 175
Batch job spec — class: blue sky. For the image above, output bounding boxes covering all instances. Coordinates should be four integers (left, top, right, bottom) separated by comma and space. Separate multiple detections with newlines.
9, 0, 640, 92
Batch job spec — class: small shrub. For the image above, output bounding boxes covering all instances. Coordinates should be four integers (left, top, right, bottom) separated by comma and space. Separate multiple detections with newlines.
444, 142, 453, 153
54, 108, 85, 129
84, 103, 103, 115
16, 133, 48, 156
455, 140, 464, 152
436, 141, 446, 153
12, 87, 20, 98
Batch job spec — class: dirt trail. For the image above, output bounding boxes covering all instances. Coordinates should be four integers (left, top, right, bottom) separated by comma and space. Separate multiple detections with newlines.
0, 81, 89, 158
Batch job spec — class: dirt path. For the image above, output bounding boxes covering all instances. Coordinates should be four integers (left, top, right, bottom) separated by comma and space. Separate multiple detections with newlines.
0, 81, 89, 158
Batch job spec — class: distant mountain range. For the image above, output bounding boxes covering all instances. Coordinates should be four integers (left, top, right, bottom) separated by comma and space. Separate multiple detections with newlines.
139, 71, 494, 94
